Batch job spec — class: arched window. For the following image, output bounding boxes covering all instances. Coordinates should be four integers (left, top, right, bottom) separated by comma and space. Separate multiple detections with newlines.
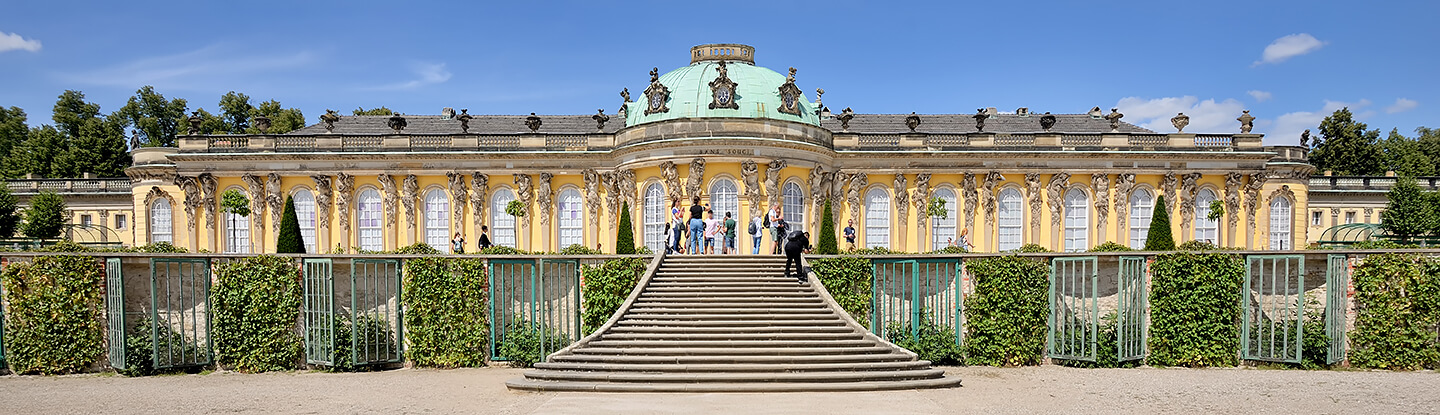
224, 209, 250, 254
709, 179, 739, 223
293, 189, 317, 253
783, 182, 805, 232
490, 189, 516, 248
1064, 188, 1089, 252
424, 189, 450, 251
932, 188, 958, 251
357, 189, 383, 252
150, 199, 173, 244
1269, 197, 1292, 250
643, 184, 666, 253
557, 189, 583, 248
864, 188, 890, 248
1194, 189, 1218, 244
1129, 189, 1154, 249
997, 188, 1023, 251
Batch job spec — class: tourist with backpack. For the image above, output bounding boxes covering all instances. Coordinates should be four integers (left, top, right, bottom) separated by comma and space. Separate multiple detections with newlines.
749, 213, 764, 254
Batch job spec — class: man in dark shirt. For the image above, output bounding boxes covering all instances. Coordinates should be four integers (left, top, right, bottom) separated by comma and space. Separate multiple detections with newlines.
843, 219, 857, 251
784, 230, 810, 284
478, 225, 493, 249
688, 196, 705, 255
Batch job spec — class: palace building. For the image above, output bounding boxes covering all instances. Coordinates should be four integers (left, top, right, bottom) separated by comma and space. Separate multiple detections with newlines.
114, 43, 1317, 254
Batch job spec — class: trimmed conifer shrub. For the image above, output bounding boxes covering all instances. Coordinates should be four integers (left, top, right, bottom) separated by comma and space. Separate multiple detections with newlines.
276, 196, 305, 253
615, 201, 635, 254
1145, 195, 1176, 251
817, 201, 838, 254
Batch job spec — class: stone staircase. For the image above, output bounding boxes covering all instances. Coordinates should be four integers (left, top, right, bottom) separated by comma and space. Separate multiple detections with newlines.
506, 255, 962, 392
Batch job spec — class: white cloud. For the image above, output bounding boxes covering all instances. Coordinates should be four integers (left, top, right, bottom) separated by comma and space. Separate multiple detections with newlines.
1114, 96, 1246, 133
62, 43, 315, 89
366, 62, 452, 91
1267, 99, 1372, 145
1247, 90, 1273, 102
1386, 98, 1418, 114
0, 31, 42, 53
1253, 33, 1325, 66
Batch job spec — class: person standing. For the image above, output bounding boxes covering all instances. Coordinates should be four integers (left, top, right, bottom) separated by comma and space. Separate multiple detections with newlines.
451, 232, 465, 254
957, 228, 974, 251
843, 219, 857, 251
784, 230, 811, 284
670, 200, 684, 254
749, 213, 764, 255
703, 210, 720, 255
723, 212, 737, 255
770, 205, 785, 254
478, 225, 493, 249
773, 217, 790, 256
688, 196, 705, 255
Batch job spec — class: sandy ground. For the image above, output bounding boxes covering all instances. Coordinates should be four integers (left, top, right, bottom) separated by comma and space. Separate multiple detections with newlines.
0, 365, 1436, 414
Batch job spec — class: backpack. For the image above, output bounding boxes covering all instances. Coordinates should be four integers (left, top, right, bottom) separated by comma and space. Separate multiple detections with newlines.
747, 221, 758, 236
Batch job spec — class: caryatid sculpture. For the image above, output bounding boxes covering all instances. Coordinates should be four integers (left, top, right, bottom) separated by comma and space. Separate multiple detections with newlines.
894, 174, 909, 228
267, 173, 282, 236
447, 172, 468, 232
1025, 173, 1043, 233
378, 174, 398, 229
911, 173, 932, 226
982, 171, 1003, 227
582, 168, 601, 228
312, 175, 333, 234
470, 173, 489, 232
742, 160, 762, 216
537, 172, 554, 227
962, 173, 978, 232
659, 161, 681, 204
336, 173, 355, 232
846, 172, 867, 226
685, 157, 706, 201
402, 175, 419, 233
514, 174, 534, 229
765, 160, 787, 207
1112, 173, 1135, 234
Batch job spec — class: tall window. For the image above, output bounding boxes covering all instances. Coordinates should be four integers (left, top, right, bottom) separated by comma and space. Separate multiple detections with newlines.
1269, 197, 1292, 250
643, 184, 666, 253
997, 188, 1023, 251
1129, 189, 1154, 249
932, 188, 958, 251
710, 179, 739, 222
116, 214, 127, 230
490, 189, 516, 248
864, 188, 890, 248
558, 189, 583, 248
1194, 189, 1218, 244
783, 182, 805, 232
424, 189, 450, 251
357, 189, 383, 252
150, 199, 172, 244
225, 210, 250, 253
293, 189, 317, 253
1063, 188, 1089, 252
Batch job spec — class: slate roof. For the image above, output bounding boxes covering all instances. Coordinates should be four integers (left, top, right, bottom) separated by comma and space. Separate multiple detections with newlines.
287, 113, 1155, 135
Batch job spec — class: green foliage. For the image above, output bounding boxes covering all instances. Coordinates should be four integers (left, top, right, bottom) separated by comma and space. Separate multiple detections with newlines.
850, 246, 903, 255
217, 92, 255, 134
220, 189, 250, 217
329, 313, 400, 371
392, 243, 441, 255
1380, 128, 1435, 177
403, 258, 488, 367
817, 201, 838, 255
496, 318, 568, 367
22, 191, 66, 239
1348, 253, 1440, 370
1147, 252, 1243, 367
884, 315, 963, 365
116, 318, 207, 376
927, 197, 948, 219
116, 86, 187, 147
580, 257, 648, 335
1381, 176, 1438, 240
1207, 199, 1225, 222
352, 107, 395, 116
930, 246, 968, 254
0, 106, 27, 171
211, 256, 303, 373
560, 244, 601, 255
131, 242, 188, 253
1087, 241, 1132, 252
248, 100, 305, 135
478, 246, 528, 255
635, 246, 654, 255
1310, 108, 1384, 175
1144, 195, 1176, 251
1053, 313, 1142, 369
1015, 243, 1050, 253
276, 196, 305, 254
17, 90, 132, 177
1176, 240, 1219, 251
615, 201, 635, 254
964, 255, 1049, 366
0, 178, 19, 238
810, 256, 872, 326
0, 255, 105, 374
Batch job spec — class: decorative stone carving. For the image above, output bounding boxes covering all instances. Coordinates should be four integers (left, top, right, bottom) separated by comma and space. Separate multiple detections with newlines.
708, 60, 739, 110
1225, 172, 1242, 230
660, 161, 681, 203
815, 89, 825, 114
1161, 172, 1177, 211
387, 114, 407, 133
894, 174, 909, 228
312, 175, 333, 234
199, 173, 218, 229
1040, 112, 1057, 132
837, 108, 854, 131
1300, 129, 1311, 148
458, 109, 473, 133
378, 174, 397, 229
582, 169, 601, 228
1104, 108, 1124, 132
254, 115, 271, 133
982, 171, 1003, 227
847, 173, 868, 225
619, 88, 631, 117
742, 160, 762, 217
1092, 174, 1109, 235
905, 112, 921, 132
188, 111, 202, 135
1025, 173, 1043, 232
470, 173, 489, 232
644, 67, 671, 115
1179, 173, 1200, 232
514, 174, 533, 230
337, 173, 354, 232
973, 108, 989, 132
830, 171, 848, 225
143, 188, 175, 231
593, 109, 609, 131
447, 172, 468, 232
536, 172, 553, 227
175, 176, 201, 233
524, 113, 542, 133
620, 169, 637, 211
1266, 185, 1296, 206
125, 167, 178, 184
402, 175, 418, 233
809, 166, 829, 206
1237, 110, 1255, 134
686, 157, 706, 200
267, 173, 283, 236
765, 160, 787, 206
911, 173, 931, 225
962, 173, 978, 232
1113, 173, 1135, 235
1364, 207, 1374, 220
1047, 173, 1070, 226
1171, 113, 1190, 133
1244, 172, 1266, 230
777, 67, 803, 116
241, 174, 266, 245
320, 110, 340, 133
601, 172, 620, 233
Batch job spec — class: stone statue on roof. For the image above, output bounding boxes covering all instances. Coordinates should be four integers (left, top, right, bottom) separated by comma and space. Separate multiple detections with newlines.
1237, 110, 1255, 134
620, 88, 631, 103
905, 112, 920, 132
593, 109, 609, 131
457, 109, 473, 133
649, 68, 659, 83
387, 113, 407, 133
526, 113, 542, 133
786, 67, 797, 83
973, 108, 990, 132
188, 111, 202, 135
1300, 129, 1311, 148
320, 109, 340, 133
1103, 108, 1124, 132
1040, 112, 1057, 132
837, 108, 854, 131
1171, 112, 1190, 133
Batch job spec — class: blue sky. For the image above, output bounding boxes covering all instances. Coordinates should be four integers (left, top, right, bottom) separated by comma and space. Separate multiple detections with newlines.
1, 0, 1435, 145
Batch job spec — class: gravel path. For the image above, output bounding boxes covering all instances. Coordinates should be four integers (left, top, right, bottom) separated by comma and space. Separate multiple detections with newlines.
0, 366, 1435, 414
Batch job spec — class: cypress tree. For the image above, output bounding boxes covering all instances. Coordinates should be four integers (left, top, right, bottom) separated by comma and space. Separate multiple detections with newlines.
276, 196, 305, 253
817, 200, 838, 254
615, 201, 635, 254
1145, 195, 1176, 251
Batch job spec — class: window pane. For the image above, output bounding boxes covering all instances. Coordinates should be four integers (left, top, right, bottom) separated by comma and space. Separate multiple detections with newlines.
558, 189, 583, 248
294, 190, 317, 253
783, 182, 805, 233
644, 184, 666, 253
1129, 189, 1153, 249
491, 189, 516, 248
1269, 198, 1292, 250
358, 189, 383, 251
865, 188, 889, 248
932, 188, 957, 251
425, 189, 450, 251
150, 200, 172, 244
1064, 188, 1088, 252
225, 211, 250, 254
1194, 189, 1217, 244
998, 189, 1022, 251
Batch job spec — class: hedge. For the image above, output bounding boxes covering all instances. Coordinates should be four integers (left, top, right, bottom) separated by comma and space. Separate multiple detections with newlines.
1349, 253, 1440, 369
580, 257, 648, 335
403, 257, 489, 368
1, 255, 105, 374
1147, 252, 1243, 367
964, 255, 1049, 366
810, 256, 872, 326
212, 255, 303, 373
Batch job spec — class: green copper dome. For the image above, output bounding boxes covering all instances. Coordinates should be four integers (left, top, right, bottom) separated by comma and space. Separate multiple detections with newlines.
624, 45, 819, 127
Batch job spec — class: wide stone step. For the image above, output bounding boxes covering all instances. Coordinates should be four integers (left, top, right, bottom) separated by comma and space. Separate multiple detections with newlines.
651, 276, 795, 282
637, 291, 816, 298
505, 377, 962, 392
649, 281, 804, 287
569, 346, 893, 356
550, 352, 916, 364
625, 307, 831, 315
605, 325, 853, 334
615, 319, 846, 327
532, 360, 931, 373
622, 313, 837, 321
643, 287, 811, 294
522, 368, 944, 384
630, 300, 825, 307
583, 339, 877, 348
598, 332, 864, 341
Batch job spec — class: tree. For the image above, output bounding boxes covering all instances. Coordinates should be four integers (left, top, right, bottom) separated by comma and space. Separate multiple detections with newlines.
248, 100, 305, 134
51, 90, 101, 139
615, 201, 635, 254
817, 200, 838, 254
217, 91, 255, 134
221, 189, 251, 249
7, 125, 63, 178
353, 107, 395, 116
1379, 128, 1435, 177
1309, 108, 1383, 175
22, 191, 67, 240
53, 114, 129, 177
116, 86, 188, 147
276, 196, 305, 253
1380, 176, 1437, 241
0, 184, 19, 238
505, 199, 525, 249
1144, 195, 1175, 251
0, 106, 29, 172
